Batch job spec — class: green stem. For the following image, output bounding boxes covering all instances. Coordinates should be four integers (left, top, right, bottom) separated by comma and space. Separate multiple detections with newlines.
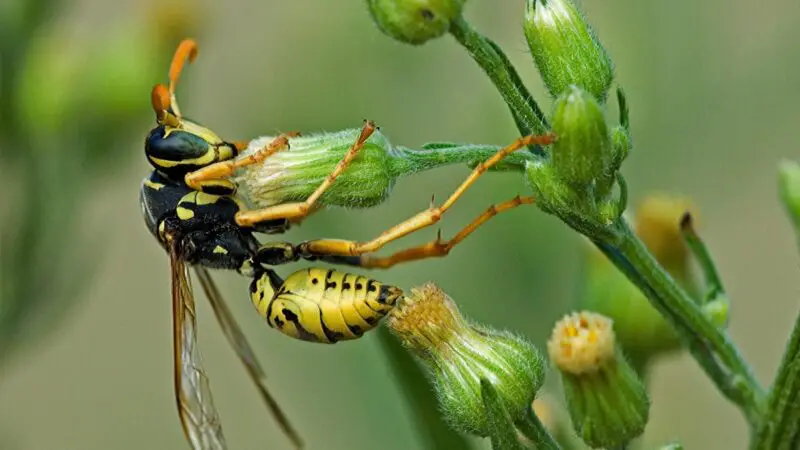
597, 218, 765, 426
680, 214, 725, 301
389, 143, 534, 177
751, 310, 800, 450
516, 406, 560, 450
448, 17, 549, 147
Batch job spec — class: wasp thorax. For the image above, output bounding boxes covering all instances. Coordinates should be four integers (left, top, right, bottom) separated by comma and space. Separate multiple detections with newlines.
234, 129, 397, 209
387, 283, 545, 437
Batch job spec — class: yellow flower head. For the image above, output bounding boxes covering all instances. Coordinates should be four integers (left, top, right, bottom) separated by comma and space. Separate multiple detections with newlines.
548, 311, 615, 375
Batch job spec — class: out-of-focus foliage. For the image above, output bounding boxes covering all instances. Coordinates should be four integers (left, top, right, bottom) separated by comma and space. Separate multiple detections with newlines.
0, 0, 197, 363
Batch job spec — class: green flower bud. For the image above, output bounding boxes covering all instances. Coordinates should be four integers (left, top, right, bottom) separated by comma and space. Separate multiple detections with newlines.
548, 311, 649, 448
387, 283, 545, 436
703, 295, 730, 328
235, 128, 533, 209
550, 86, 613, 192
367, 0, 466, 45
779, 160, 800, 231
523, 0, 613, 101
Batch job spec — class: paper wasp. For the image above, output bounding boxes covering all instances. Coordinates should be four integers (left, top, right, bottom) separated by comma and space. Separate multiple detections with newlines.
139, 39, 554, 449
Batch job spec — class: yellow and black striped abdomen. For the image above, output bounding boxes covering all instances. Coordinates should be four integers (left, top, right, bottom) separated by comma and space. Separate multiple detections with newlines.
251, 268, 403, 343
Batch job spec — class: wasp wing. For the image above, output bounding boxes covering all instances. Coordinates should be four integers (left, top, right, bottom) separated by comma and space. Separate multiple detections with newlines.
170, 244, 227, 450
194, 267, 304, 449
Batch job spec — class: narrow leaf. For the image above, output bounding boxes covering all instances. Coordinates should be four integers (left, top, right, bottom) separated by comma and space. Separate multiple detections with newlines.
481, 379, 527, 450
377, 327, 472, 450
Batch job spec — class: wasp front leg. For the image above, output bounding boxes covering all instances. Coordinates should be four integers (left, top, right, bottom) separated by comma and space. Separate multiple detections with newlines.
234, 120, 377, 227
184, 133, 296, 194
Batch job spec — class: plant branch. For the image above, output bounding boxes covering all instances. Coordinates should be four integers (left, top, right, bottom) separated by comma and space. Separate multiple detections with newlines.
751, 309, 800, 449
597, 218, 765, 426
449, 16, 549, 150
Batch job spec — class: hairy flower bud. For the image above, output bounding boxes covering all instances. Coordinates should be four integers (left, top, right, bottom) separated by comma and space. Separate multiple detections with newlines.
235, 128, 532, 210
550, 86, 613, 192
549, 312, 649, 448
367, 0, 466, 45
387, 283, 545, 436
523, 0, 613, 101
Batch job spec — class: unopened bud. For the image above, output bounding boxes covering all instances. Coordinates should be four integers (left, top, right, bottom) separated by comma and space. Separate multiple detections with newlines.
548, 312, 649, 448
387, 283, 545, 436
367, 0, 466, 45
236, 128, 527, 210
550, 86, 613, 192
635, 194, 699, 281
523, 0, 613, 101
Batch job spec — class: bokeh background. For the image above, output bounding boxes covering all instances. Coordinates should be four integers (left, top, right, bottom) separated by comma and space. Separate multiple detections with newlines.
1, 0, 799, 449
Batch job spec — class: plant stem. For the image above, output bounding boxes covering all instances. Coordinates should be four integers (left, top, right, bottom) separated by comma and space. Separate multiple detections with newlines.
751, 309, 800, 450
389, 143, 533, 176
597, 218, 766, 426
516, 406, 560, 450
449, 17, 549, 146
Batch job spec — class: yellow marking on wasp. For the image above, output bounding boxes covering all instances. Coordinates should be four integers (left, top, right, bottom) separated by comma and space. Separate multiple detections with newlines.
177, 206, 195, 220
253, 268, 403, 343
213, 245, 228, 254
177, 191, 222, 207
251, 274, 276, 317
149, 151, 217, 169
143, 179, 165, 190
163, 122, 224, 145
158, 220, 166, 237
195, 192, 222, 205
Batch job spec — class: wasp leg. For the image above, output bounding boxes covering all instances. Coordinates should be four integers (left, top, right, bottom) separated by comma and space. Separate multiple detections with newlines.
296, 134, 554, 258
254, 241, 365, 268
235, 120, 377, 227
184, 134, 296, 192
358, 195, 535, 268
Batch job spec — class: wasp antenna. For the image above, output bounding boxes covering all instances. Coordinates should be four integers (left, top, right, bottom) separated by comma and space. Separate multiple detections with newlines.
151, 84, 181, 127
151, 84, 171, 119
169, 39, 199, 96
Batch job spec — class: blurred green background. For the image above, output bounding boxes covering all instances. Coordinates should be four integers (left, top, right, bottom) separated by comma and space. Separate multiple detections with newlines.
1, 0, 799, 449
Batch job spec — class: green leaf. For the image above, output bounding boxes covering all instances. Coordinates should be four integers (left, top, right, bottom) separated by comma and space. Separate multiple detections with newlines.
481, 379, 527, 450
377, 327, 472, 450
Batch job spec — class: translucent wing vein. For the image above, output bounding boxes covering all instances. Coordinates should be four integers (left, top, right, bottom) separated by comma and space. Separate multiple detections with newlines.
170, 245, 227, 450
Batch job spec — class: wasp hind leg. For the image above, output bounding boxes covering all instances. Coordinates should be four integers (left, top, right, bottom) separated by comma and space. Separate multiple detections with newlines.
296, 195, 535, 269
295, 134, 554, 263
234, 120, 378, 227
